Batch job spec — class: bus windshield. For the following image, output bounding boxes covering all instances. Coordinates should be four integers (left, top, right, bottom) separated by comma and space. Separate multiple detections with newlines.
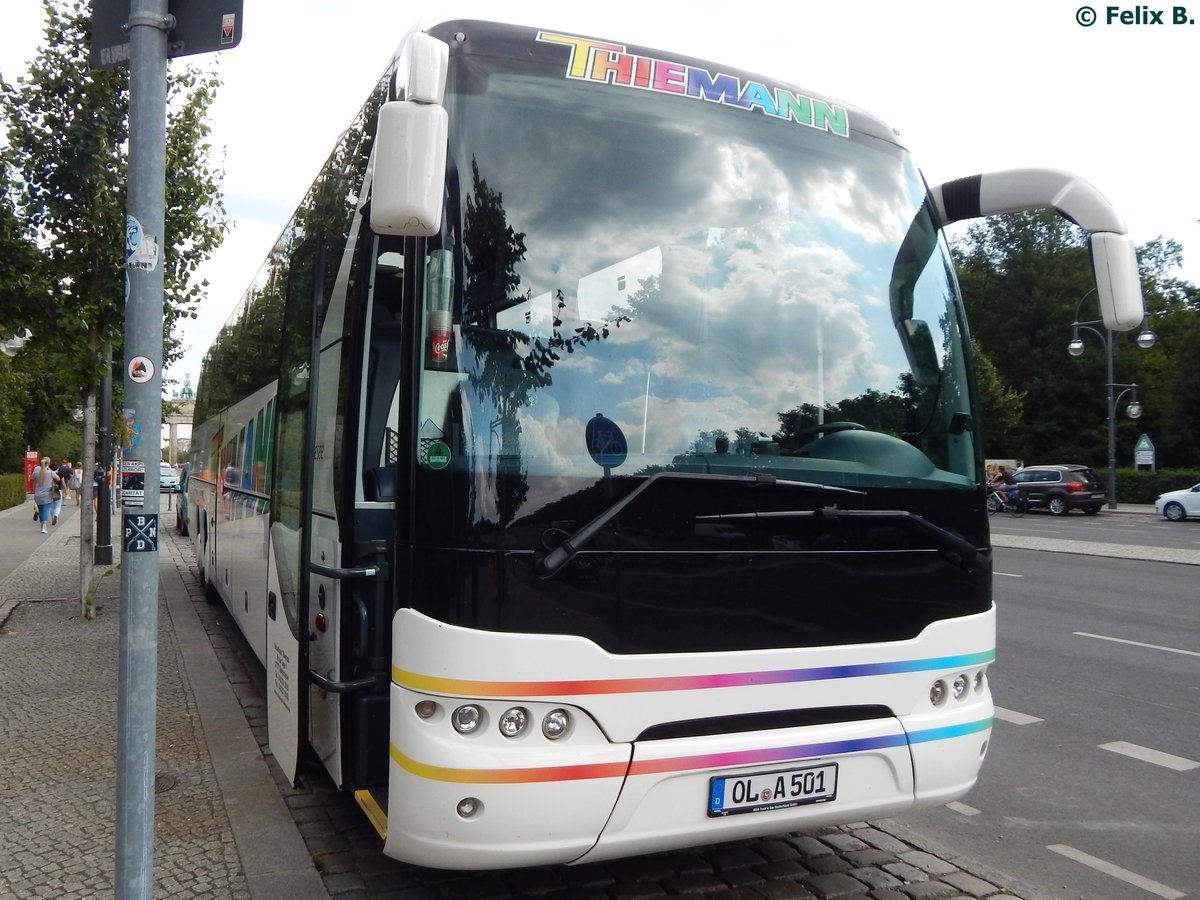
416, 29, 977, 535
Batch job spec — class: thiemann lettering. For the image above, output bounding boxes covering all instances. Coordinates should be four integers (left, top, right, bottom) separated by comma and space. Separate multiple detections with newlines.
537, 32, 849, 138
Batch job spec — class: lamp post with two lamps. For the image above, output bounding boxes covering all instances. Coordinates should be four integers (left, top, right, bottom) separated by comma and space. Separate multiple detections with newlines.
1067, 288, 1156, 509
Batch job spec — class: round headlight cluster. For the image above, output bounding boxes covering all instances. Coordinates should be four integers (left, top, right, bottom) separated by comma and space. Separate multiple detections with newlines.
438, 703, 573, 740
929, 667, 988, 707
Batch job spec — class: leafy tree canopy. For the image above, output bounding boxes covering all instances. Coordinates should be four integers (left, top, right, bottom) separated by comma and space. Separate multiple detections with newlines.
952, 210, 1199, 467
0, 0, 226, 460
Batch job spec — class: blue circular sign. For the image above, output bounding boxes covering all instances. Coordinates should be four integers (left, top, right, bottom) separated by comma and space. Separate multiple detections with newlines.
585, 413, 627, 469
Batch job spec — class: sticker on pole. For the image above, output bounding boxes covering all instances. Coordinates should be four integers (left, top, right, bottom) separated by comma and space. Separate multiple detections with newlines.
123, 514, 158, 552
125, 215, 159, 271
128, 356, 154, 384
121, 458, 145, 507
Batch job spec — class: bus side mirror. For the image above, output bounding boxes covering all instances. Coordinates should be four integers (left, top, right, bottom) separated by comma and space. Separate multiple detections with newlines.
370, 100, 448, 237
1091, 232, 1145, 332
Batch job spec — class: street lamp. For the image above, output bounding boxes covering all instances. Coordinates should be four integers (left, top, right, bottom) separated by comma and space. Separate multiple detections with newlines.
1068, 289, 1156, 509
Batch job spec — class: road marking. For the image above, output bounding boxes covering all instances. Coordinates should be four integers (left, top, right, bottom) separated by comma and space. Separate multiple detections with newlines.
945, 801, 980, 816
1047, 844, 1185, 899
993, 707, 1043, 725
1074, 632, 1200, 659
1099, 741, 1200, 772
994, 570, 1024, 577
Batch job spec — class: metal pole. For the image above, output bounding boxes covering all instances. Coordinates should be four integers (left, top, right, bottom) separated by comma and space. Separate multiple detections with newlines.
115, 1, 169, 896
1106, 330, 1117, 510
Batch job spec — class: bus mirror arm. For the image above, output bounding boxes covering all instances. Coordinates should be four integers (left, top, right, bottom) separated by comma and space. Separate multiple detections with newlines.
928, 168, 1146, 332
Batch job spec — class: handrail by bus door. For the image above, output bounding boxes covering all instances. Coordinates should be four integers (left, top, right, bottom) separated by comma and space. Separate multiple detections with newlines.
305, 560, 391, 694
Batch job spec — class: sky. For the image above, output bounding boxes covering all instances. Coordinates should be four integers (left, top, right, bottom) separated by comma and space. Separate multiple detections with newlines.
2, 0, 1197, 401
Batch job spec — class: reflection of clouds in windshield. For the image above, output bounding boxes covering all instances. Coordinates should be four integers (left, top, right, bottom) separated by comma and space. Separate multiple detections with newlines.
459, 76, 927, 468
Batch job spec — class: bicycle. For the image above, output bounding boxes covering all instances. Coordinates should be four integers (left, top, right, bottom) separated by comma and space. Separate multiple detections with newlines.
987, 485, 1026, 517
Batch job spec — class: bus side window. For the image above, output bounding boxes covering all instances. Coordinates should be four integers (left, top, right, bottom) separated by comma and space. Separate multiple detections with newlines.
364, 319, 404, 501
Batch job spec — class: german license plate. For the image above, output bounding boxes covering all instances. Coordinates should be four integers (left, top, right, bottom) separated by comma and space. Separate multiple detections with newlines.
708, 763, 837, 817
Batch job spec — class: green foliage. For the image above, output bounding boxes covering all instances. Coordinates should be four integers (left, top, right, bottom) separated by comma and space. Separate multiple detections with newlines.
0, 160, 46, 330
0, 0, 226, 452
970, 339, 1026, 454
0, 472, 28, 509
36, 420, 84, 464
0, 355, 32, 465
952, 210, 1199, 468
1114, 468, 1200, 504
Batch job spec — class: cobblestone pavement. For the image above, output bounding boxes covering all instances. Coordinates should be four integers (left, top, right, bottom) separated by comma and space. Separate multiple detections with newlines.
0, 502, 249, 900
168, 527, 1038, 900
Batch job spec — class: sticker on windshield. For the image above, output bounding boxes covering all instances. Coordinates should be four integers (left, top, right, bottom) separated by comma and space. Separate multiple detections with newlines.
536, 32, 849, 138
425, 441, 451, 470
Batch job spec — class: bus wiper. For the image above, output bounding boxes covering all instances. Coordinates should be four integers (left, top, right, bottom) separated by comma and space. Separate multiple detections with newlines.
701, 507, 986, 572
823, 508, 986, 572
536, 471, 863, 578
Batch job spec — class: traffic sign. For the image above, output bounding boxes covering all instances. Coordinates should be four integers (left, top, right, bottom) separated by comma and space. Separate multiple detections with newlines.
92, 0, 243, 69
1134, 433, 1155, 468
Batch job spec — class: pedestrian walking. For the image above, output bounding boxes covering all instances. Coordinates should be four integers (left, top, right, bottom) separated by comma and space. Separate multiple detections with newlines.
31, 457, 62, 535
72, 461, 83, 504
52, 457, 72, 525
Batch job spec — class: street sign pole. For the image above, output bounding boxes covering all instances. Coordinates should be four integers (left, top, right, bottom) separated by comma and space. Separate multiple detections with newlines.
114, 1, 168, 896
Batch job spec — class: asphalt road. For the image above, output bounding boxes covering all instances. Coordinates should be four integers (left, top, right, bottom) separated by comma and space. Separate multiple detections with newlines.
898, 548, 1200, 899
989, 508, 1200, 552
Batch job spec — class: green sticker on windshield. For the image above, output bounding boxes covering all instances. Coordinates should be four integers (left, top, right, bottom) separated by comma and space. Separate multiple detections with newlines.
425, 441, 451, 470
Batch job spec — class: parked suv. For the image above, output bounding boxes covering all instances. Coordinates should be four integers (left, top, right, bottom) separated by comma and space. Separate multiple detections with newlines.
1010, 464, 1105, 515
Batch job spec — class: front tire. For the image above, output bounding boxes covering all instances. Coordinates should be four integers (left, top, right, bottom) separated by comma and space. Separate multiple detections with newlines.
1164, 501, 1187, 522
1048, 496, 1069, 516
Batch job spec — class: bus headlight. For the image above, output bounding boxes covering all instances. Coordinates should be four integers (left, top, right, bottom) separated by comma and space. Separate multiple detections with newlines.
542, 708, 570, 740
452, 704, 483, 734
498, 707, 529, 738
952, 674, 970, 700
929, 680, 948, 706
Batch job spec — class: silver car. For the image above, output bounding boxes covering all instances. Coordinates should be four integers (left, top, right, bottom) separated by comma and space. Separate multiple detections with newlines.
159, 463, 181, 493
1154, 483, 1200, 522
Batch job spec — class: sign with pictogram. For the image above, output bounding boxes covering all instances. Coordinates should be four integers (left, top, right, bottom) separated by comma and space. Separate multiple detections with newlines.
92, 0, 244, 69
123, 513, 159, 552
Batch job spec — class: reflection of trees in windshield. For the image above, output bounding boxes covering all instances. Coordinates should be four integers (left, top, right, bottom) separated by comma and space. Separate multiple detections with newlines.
460, 158, 627, 525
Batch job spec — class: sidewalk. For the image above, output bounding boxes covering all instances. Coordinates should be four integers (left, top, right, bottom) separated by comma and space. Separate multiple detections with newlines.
0, 499, 326, 899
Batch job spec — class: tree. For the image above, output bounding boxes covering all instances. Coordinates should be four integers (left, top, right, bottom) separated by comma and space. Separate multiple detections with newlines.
0, 0, 226, 613
952, 210, 1198, 468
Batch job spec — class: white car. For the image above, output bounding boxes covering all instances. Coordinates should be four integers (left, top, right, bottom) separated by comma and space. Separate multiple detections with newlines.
1154, 483, 1200, 521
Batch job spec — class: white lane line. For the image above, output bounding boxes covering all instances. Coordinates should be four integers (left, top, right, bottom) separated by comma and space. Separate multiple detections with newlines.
994, 571, 1024, 577
993, 707, 1043, 725
1074, 632, 1200, 659
1047, 844, 1186, 899
945, 801, 980, 816
1099, 741, 1200, 772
